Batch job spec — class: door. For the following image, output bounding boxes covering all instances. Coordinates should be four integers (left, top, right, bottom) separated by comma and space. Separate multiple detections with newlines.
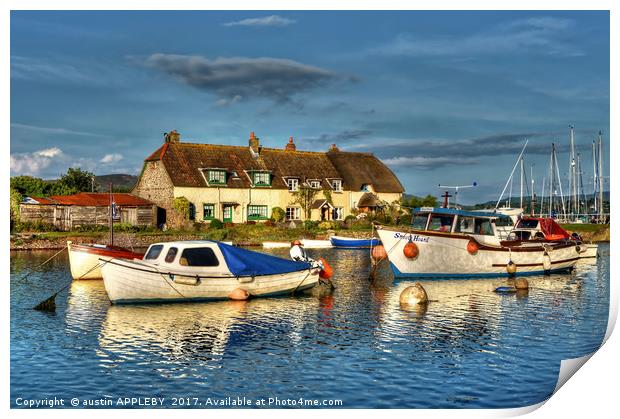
223, 205, 233, 223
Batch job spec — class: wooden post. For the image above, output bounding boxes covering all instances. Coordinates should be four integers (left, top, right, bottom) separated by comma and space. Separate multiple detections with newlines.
109, 183, 113, 245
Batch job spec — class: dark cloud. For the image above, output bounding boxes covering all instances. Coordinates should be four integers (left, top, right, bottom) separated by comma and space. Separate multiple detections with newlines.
300, 129, 373, 148
143, 53, 346, 104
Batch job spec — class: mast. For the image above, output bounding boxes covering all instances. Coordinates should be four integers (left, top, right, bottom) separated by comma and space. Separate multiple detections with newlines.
569, 125, 577, 217
108, 183, 114, 245
549, 145, 555, 217
598, 131, 604, 222
553, 144, 567, 220
540, 177, 546, 217
519, 157, 524, 209
530, 164, 535, 216
592, 140, 598, 213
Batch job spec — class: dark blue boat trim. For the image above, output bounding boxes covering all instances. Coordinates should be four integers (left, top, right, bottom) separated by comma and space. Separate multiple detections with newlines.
330, 237, 380, 248
389, 262, 572, 279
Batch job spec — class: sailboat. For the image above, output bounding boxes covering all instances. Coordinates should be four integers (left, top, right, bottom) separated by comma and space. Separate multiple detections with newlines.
67, 184, 143, 280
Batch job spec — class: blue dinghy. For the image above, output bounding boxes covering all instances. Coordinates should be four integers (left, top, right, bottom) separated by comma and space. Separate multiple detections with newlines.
330, 235, 380, 248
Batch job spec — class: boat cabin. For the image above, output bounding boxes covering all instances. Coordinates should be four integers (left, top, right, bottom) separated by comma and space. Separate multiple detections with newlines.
506, 217, 572, 242
142, 241, 227, 273
410, 207, 513, 245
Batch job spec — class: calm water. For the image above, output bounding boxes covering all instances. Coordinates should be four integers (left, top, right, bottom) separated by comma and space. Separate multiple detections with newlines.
11, 244, 609, 408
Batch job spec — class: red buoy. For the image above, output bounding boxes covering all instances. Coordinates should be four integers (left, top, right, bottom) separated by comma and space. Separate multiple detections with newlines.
403, 242, 419, 259
228, 288, 249, 301
319, 257, 333, 279
467, 240, 479, 255
371, 244, 387, 260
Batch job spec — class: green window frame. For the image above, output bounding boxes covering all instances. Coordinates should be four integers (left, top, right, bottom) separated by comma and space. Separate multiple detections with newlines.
253, 172, 271, 186
208, 170, 227, 185
248, 205, 269, 220
203, 204, 215, 220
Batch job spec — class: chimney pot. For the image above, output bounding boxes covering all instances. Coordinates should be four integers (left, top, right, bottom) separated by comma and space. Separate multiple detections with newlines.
329, 143, 339, 152
249, 131, 260, 153
285, 136, 297, 151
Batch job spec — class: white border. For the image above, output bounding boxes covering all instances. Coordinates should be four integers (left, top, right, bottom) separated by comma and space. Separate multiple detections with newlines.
3, 2, 617, 418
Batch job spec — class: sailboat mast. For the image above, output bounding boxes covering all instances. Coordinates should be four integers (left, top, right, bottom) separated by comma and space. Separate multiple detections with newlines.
109, 183, 114, 245
553, 143, 567, 219
549, 145, 554, 217
530, 164, 535, 216
592, 140, 598, 213
520, 158, 524, 209
598, 131, 604, 222
569, 125, 577, 217
540, 177, 546, 217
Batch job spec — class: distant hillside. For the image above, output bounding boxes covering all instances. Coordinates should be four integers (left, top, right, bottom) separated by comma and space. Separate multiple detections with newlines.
467, 191, 610, 210
95, 174, 138, 191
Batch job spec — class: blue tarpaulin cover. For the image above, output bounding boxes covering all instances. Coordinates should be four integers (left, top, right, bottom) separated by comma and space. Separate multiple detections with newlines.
216, 242, 311, 277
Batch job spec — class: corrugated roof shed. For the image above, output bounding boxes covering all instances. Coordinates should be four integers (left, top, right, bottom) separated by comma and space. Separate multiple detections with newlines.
34, 193, 153, 207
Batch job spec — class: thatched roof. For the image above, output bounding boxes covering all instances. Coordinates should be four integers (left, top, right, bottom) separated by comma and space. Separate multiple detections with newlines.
144, 141, 404, 193
357, 192, 384, 208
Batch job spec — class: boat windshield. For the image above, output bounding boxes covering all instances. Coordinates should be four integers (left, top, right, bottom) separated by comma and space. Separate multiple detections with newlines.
495, 216, 514, 227
411, 213, 429, 230
427, 214, 454, 232
144, 245, 164, 260
179, 247, 220, 267
455, 216, 475, 233
516, 219, 539, 229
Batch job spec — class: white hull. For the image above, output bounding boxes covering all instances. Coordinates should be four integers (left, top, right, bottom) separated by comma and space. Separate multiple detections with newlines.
68, 247, 104, 280
263, 240, 332, 249
376, 227, 579, 278
578, 243, 598, 258
101, 258, 320, 303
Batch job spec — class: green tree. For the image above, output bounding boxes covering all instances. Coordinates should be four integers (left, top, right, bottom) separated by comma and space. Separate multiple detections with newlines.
10, 176, 48, 196
290, 185, 320, 220
271, 207, 285, 223
173, 197, 191, 220
59, 167, 96, 193
10, 187, 23, 223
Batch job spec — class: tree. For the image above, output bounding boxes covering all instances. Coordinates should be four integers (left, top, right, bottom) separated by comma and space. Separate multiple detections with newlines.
59, 167, 96, 193
402, 194, 438, 208
290, 185, 320, 220
10, 187, 22, 224
10, 176, 49, 196
271, 207, 285, 223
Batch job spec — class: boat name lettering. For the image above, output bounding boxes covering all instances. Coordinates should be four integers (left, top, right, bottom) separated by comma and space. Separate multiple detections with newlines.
393, 233, 429, 243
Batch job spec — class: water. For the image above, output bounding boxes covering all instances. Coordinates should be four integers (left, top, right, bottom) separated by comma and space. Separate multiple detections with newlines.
11, 244, 609, 408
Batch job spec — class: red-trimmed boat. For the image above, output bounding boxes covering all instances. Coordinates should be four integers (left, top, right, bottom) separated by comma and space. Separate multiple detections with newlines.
67, 241, 143, 280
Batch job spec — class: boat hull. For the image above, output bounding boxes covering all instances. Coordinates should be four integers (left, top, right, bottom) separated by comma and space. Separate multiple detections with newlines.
67, 241, 143, 280
100, 258, 320, 304
376, 227, 579, 279
578, 243, 598, 258
330, 236, 380, 248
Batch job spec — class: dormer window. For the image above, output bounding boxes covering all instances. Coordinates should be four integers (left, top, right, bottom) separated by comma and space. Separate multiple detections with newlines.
208, 170, 227, 185
308, 180, 321, 189
330, 179, 342, 192
287, 178, 299, 192
253, 172, 271, 186
361, 183, 372, 192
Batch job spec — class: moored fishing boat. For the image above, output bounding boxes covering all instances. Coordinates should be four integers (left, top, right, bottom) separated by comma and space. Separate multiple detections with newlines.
375, 207, 580, 278
67, 241, 143, 280
100, 241, 322, 304
330, 235, 380, 248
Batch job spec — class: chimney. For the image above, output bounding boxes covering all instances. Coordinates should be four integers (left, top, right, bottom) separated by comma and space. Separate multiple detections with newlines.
249, 131, 260, 153
285, 136, 297, 151
329, 143, 339, 152
165, 130, 181, 143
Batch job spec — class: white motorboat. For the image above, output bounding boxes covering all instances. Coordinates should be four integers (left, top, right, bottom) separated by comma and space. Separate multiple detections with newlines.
100, 241, 321, 304
67, 241, 143, 280
375, 207, 580, 279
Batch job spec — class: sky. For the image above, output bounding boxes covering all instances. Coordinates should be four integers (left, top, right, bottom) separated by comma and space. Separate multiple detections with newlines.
10, 10, 610, 203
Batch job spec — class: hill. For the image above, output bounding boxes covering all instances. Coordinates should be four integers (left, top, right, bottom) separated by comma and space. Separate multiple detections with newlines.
95, 174, 138, 191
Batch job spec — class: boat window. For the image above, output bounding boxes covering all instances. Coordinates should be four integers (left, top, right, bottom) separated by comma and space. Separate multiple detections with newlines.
474, 218, 494, 236
165, 247, 178, 263
428, 215, 454, 232
496, 217, 514, 227
516, 218, 538, 229
180, 247, 220, 267
144, 245, 164, 260
455, 216, 475, 233
411, 213, 429, 230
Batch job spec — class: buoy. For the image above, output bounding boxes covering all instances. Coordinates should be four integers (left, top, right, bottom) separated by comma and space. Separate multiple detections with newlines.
403, 241, 419, 259
495, 286, 517, 294
542, 253, 552, 271
228, 288, 249, 300
506, 261, 517, 276
318, 257, 333, 279
467, 239, 479, 255
515, 278, 529, 290
371, 244, 387, 261
399, 282, 428, 305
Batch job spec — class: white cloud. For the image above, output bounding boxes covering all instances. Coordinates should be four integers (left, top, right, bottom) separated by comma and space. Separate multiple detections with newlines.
11, 123, 108, 138
10, 147, 64, 176
223, 15, 296, 27
100, 153, 124, 164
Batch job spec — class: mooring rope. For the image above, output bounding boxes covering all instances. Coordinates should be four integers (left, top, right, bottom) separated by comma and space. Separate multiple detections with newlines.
292, 269, 313, 295
15, 246, 68, 286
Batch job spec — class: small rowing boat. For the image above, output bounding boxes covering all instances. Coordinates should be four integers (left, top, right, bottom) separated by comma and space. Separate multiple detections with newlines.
100, 240, 321, 304
330, 235, 380, 248
67, 240, 143, 280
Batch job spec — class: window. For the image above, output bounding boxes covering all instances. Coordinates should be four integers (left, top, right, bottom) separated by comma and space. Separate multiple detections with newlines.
164, 247, 178, 263
189, 203, 196, 221
203, 204, 215, 220
179, 247, 220, 267
308, 180, 321, 189
411, 214, 429, 230
208, 170, 226, 184
474, 218, 494, 236
361, 184, 372, 192
455, 216, 475, 233
333, 207, 344, 220
287, 178, 299, 192
428, 215, 454, 232
330, 179, 342, 192
248, 205, 269, 220
145, 245, 164, 260
286, 207, 301, 221
515, 218, 536, 229
253, 172, 271, 186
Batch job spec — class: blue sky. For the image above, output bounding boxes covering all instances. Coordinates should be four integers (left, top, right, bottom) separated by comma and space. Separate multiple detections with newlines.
10, 10, 609, 203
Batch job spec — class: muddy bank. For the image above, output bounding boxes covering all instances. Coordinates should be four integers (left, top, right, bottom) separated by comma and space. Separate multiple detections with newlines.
567, 226, 610, 243
10, 233, 205, 251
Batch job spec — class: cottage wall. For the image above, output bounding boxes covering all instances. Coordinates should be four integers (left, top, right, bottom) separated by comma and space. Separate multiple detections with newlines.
132, 161, 175, 210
